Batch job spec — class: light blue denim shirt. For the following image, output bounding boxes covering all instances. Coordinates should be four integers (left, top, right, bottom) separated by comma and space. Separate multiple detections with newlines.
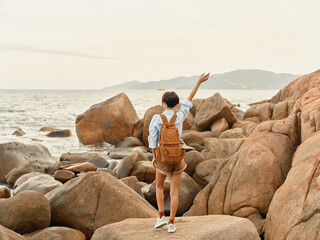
148, 99, 193, 149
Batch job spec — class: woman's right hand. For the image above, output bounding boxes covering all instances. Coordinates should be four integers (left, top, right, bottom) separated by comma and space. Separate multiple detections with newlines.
197, 73, 210, 84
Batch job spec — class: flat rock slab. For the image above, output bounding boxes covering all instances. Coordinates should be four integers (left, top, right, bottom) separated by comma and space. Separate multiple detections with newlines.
91, 215, 260, 240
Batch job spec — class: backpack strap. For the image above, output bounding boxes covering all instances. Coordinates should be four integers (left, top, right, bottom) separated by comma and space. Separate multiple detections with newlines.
159, 114, 168, 125
170, 113, 177, 125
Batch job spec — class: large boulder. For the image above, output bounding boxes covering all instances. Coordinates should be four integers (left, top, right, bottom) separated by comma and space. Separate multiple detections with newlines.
201, 138, 245, 160
145, 172, 200, 216
190, 98, 204, 117
194, 93, 237, 131
23, 227, 86, 240
210, 118, 229, 137
142, 104, 194, 146
13, 174, 62, 196
75, 93, 139, 145
243, 102, 274, 122
113, 150, 149, 179
181, 131, 214, 145
13, 172, 43, 189
184, 150, 205, 176
0, 190, 51, 234
120, 176, 143, 197
60, 151, 109, 168
0, 142, 57, 184
193, 158, 226, 188
45, 171, 157, 239
272, 101, 288, 120
232, 111, 299, 147
269, 69, 320, 142
218, 128, 246, 139
0, 225, 25, 240
91, 215, 260, 240
264, 131, 320, 240
185, 132, 293, 235
130, 161, 156, 184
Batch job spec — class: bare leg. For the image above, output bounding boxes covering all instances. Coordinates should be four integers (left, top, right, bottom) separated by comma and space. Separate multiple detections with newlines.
169, 170, 183, 223
156, 170, 167, 216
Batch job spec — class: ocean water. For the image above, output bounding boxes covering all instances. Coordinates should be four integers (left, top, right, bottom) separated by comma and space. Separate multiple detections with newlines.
0, 89, 278, 160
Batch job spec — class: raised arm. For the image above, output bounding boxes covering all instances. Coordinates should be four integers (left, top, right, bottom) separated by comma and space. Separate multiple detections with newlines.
187, 73, 210, 101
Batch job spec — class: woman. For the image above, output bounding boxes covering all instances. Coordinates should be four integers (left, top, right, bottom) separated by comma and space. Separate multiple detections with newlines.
148, 73, 210, 233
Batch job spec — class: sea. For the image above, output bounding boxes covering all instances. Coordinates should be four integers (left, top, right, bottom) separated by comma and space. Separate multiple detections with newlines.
0, 89, 278, 161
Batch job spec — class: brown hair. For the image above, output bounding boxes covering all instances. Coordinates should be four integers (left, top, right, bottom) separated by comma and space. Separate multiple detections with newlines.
162, 91, 179, 108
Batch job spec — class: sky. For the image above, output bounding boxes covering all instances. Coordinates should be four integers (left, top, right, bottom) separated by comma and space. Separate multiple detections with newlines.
0, 0, 319, 89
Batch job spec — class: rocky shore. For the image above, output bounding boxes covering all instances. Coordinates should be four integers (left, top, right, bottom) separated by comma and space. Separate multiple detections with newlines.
1, 69, 320, 239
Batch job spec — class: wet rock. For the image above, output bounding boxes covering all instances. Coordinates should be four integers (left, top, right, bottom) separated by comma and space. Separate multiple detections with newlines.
46, 129, 71, 137
76, 92, 139, 145
0, 190, 51, 234
91, 215, 260, 240
45, 171, 157, 239
12, 128, 25, 137
53, 170, 75, 183
145, 172, 200, 216
0, 186, 10, 199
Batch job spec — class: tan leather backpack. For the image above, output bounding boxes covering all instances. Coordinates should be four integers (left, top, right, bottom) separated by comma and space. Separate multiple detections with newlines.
155, 113, 185, 165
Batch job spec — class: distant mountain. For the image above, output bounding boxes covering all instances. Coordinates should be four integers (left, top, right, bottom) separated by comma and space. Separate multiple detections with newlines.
104, 69, 301, 90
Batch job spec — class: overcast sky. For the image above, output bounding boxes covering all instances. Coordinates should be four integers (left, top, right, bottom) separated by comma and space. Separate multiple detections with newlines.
0, 0, 319, 89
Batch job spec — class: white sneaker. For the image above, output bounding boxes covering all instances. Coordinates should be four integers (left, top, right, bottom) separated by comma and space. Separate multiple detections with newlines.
167, 223, 176, 233
154, 216, 167, 228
